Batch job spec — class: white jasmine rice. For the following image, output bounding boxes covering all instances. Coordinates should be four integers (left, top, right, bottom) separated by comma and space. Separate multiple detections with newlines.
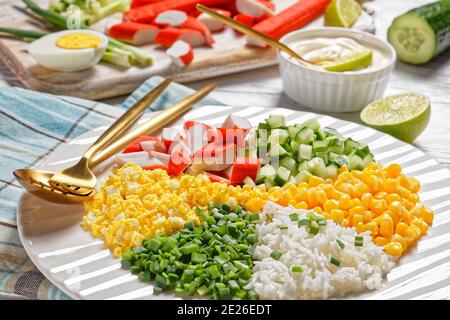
246, 202, 395, 299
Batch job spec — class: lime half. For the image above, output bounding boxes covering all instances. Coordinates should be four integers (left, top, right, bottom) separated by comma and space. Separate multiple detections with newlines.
324, 0, 362, 28
324, 49, 373, 72
360, 92, 431, 143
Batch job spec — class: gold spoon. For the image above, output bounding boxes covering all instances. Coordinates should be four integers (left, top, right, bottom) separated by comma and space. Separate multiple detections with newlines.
48, 79, 172, 196
13, 83, 217, 204
196, 4, 311, 64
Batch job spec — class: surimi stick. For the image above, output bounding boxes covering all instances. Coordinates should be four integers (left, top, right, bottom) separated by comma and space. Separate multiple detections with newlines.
167, 40, 194, 67
236, 0, 274, 18
156, 27, 205, 47
124, 0, 235, 24
248, 0, 331, 46
155, 10, 188, 27
182, 16, 215, 46
198, 9, 231, 32
130, 0, 163, 9
108, 22, 159, 45
234, 13, 255, 27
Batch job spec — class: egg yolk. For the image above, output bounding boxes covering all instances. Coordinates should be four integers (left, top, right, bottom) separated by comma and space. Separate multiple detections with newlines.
56, 33, 103, 50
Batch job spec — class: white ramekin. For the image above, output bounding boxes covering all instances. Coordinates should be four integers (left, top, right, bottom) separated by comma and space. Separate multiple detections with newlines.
278, 28, 396, 113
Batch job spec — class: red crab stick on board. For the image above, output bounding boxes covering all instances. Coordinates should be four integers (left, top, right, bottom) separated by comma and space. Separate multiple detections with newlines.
108, 22, 159, 45
131, 0, 163, 9
248, 0, 332, 47
156, 27, 205, 47
125, 0, 235, 24
198, 9, 231, 32
166, 40, 194, 67
236, 0, 274, 19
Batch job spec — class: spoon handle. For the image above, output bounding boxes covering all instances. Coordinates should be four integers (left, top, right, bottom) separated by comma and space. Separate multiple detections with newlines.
89, 83, 216, 167
196, 4, 306, 63
83, 79, 172, 161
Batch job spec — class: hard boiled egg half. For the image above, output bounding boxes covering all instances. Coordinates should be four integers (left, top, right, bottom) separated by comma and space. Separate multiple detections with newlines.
29, 30, 108, 72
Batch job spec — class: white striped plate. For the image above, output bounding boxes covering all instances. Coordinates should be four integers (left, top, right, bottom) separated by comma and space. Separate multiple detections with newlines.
17, 106, 450, 300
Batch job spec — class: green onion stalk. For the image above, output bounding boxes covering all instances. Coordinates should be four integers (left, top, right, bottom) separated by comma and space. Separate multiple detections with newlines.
12, 0, 152, 67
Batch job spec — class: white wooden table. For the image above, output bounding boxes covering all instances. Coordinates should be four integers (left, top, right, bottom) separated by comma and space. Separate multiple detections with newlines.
1, 0, 449, 169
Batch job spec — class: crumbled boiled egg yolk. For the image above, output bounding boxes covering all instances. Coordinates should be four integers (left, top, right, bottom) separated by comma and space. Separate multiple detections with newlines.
56, 33, 103, 50
82, 163, 234, 257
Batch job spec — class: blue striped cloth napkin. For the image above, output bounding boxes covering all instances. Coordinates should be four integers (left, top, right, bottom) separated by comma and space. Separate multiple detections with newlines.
0, 76, 222, 300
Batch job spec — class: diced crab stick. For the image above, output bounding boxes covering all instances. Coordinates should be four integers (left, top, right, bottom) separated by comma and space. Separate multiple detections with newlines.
222, 2, 238, 15
141, 140, 167, 153
141, 158, 169, 171
148, 150, 170, 165
156, 27, 205, 47
192, 142, 236, 169
123, 136, 159, 153
161, 127, 186, 149
234, 13, 255, 28
169, 138, 191, 157
216, 128, 249, 144
222, 157, 263, 185
155, 10, 188, 27
205, 172, 231, 184
248, 0, 331, 47
198, 9, 232, 32
186, 123, 211, 154
115, 151, 149, 166
221, 114, 252, 130
131, 0, 163, 9
236, 0, 274, 18
183, 120, 213, 131
187, 9, 202, 18
125, 0, 235, 24
167, 40, 194, 67
168, 150, 192, 176
108, 22, 159, 45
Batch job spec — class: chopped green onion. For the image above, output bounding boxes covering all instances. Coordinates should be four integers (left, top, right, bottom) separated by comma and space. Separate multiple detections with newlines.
291, 265, 304, 273
289, 213, 299, 221
298, 219, 311, 227
279, 225, 289, 230
270, 251, 282, 260
330, 257, 341, 267
355, 236, 364, 247
336, 239, 345, 249
249, 213, 260, 221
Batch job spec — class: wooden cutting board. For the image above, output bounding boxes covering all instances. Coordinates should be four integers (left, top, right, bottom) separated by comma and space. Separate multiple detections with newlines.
0, 0, 297, 100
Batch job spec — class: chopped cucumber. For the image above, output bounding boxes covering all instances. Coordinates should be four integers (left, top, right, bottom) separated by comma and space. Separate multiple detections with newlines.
332, 155, 349, 168
327, 164, 338, 179
303, 119, 320, 132
280, 157, 297, 171
288, 126, 301, 139
295, 170, 313, 183
243, 177, 256, 187
259, 164, 277, 177
266, 115, 285, 128
274, 167, 291, 186
348, 154, 365, 171
298, 144, 313, 161
270, 144, 288, 157
295, 127, 314, 145
344, 138, 360, 155
312, 141, 328, 153
264, 177, 276, 189
270, 129, 289, 145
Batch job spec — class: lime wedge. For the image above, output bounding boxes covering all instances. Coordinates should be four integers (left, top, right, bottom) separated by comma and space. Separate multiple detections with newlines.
360, 93, 431, 143
325, 0, 362, 28
324, 49, 372, 72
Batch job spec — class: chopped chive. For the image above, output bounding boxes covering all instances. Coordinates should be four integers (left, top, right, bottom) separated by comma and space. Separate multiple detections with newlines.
309, 222, 319, 235
307, 212, 324, 221
289, 213, 299, 221
270, 251, 282, 260
291, 265, 304, 273
330, 257, 341, 267
249, 213, 260, 221
355, 236, 364, 247
336, 239, 345, 249
279, 225, 289, 230
298, 219, 311, 227
318, 220, 327, 226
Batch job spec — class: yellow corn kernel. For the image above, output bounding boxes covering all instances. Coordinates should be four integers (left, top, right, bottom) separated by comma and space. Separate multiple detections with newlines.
375, 191, 387, 199
397, 186, 412, 201
294, 201, 308, 210
337, 182, 354, 195
245, 198, 264, 212
339, 194, 352, 210
363, 211, 374, 223
353, 182, 369, 197
409, 224, 422, 238
355, 222, 366, 233
350, 170, 363, 179
397, 175, 410, 189
324, 199, 340, 212
375, 236, 389, 246
350, 198, 362, 208
379, 214, 394, 238
331, 189, 344, 200
412, 218, 429, 235
418, 207, 434, 225
349, 206, 366, 216
365, 175, 380, 192
294, 188, 308, 202
384, 241, 403, 256
352, 213, 364, 226
382, 179, 398, 193
313, 206, 323, 214
360, 193, 373, 208
331, 209, 345, 223
315, 189, 328, 205
365, 221, 378, 236
388, 201, 403, 215
407, 177, 421, 193
338, 165, 349, 173
342, 218, 350, 227
404, 228, 418, 245
385, 193, 401, 204
370, 199, 387, 216
401, 199, 413, 211
391, 234, 408, 250
385, 163, 402, 178
309, 176, 324, 187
